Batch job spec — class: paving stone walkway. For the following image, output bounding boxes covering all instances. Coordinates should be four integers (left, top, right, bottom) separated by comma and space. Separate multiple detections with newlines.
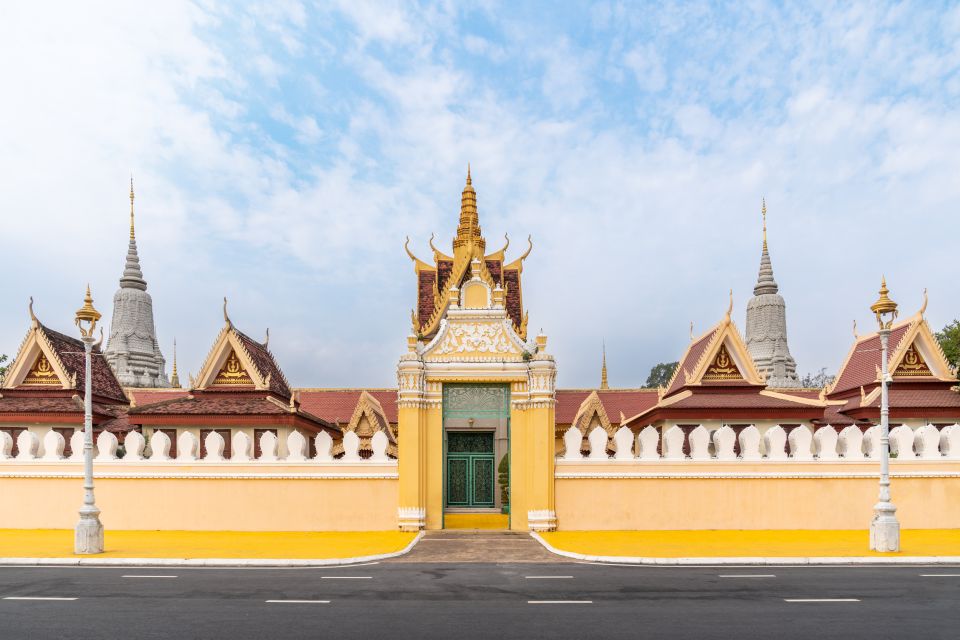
391, 530, 564, 563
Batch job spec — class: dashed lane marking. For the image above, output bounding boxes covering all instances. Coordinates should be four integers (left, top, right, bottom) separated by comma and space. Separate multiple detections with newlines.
920, 574, 960, 577
784, 599, 860, 603
528, 600, 592, 604
265, 600, 331, 604
525, 576, 574, 579
719, 574, 776, 578
320, 576, 372, 579
3, 597, 78, 601
122, 575, 178, 579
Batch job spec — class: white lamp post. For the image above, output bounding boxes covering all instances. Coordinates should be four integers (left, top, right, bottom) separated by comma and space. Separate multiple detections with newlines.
74, 285, 104, 554
869, 277, 900, 552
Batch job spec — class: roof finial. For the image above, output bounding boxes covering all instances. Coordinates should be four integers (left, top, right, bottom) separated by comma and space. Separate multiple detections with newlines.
690, 320, 694, 341
919, 287, 928, 316
129, 175, 136, 241
223, 297, 231, 327
28, 296, 37, 326
853, 318, 859, 339
761, 197, 767, 252
264, 327, 270, 349
466, 162, 471, 185
600, 341, 609, 390
170, 338, 181, 388
725, 289, 733, 322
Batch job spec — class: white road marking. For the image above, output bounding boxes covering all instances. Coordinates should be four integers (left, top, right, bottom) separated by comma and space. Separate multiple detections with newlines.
525, 576, 574, 579
122, 575, 178, 579
719, 574, 776, 578
3, 597, 78, 601
784, 599, 860, 603
920, 574, 960, 577
320, 576, 371, 580
265, 600, 331, 604
528, 600, 592, 604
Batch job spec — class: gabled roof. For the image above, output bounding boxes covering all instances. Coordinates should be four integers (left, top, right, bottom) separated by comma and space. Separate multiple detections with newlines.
828, 307, 957, 398
297, 389, 399, 424
554, 389, 659, 424
192, 306, 291, 399
663, 298, 765, 397
2, 311, 126, 403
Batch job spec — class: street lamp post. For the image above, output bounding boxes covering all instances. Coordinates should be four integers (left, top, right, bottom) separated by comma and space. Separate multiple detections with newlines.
869, 277, 900, 552
74, 285, 104, 554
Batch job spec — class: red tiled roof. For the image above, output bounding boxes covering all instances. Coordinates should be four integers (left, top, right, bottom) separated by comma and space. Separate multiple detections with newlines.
39, 324, 127, 402
555, 389, 660, 424
502, 268, 523, 332
417, 270, 437, 327
129, 389, 192, 405
662, 391, 820, 410
830, 323, 912, 396
821, 403, 856, 425
859, 388, 960, 410
298, 389, 399, 424
664, 328, 717, 396
131, 395, 292, 416
234, 330, 291, 398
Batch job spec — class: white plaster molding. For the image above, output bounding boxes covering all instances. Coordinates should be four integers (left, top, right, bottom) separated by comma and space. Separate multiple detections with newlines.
41, 429, 65, 461
914, 424, 941, 459
838, 425, 865, 460
637, 426, 660, 460
788, 426, 813, 461
258, 431, 278, 462
889, 425, 915, 459
341, 431, 361, 461
203, 430, 226, 462
587, 425, 608, 460
613, 426, 634, 460
370, 430, 389, 462
124, 431, 145, 461
941, 424, 959, 460
95, 431, 118, 461
526, 509, 557, 532
177, 431, 198, 462
0, 431, 12, 459
763, 425, 788, 460
712, 425, 736, 461
562, 426, 583, 461
688, 425, 710, 461
314, 432, 333, 462
739, 425, 762, 461
663, 426, 685, 460
285, 430, 307, 462
232, 431, 252, 462
148, 430, 171, 461
814, 426, 839, 461
15, 430, 39, 460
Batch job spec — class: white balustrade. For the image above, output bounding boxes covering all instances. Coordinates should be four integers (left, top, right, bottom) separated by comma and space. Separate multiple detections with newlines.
863, 426, 880, 459
203, 431, 226, 461
814, 426, 839, 461
149, 430, 172, 461
69, 431, 85, 461
232, 431, 252, 461
663, 426, 686, 460
613, 426, 634, 460
95, 431, 118, 461
285, 430, 308, 462
637, 426, 660, 460
177, 431, 198, 461
738, 425, 762, 461
914, 424, 940, 459
15, 430, 39, 460
41, 429, 65, 461
563, 426, 583, 461
124, 431, 145, 461
763, 425, 788, 460
587, 426, 609, 460
258, 431, 278, 461
889, 425, 915, 459
314, 431, 334, 462
838, 426, 865, 460
341, 431, 361, 461
788, 426, 814, 461
370, 430, 389, 462
712, 426, 736, 461
941, 424, 959, 460
688, 426, 710, 460
0, 431, 12, 459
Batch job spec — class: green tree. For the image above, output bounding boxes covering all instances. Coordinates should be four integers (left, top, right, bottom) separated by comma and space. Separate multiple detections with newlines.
800, 367, 835, 388
936, 320, 960, 370
0, 354, 8, 385
644, 361, 678, 388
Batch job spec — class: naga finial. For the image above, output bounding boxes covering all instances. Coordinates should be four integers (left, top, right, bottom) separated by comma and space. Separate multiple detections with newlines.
223, 297, 231, 327
853, 318, 859, 339
725, 289, 733, 322
264, 327, 270, 349
690, 321, 694, 341
429, 232, 442, 255
28, 296, 37, 326
517, 235, 533, 261
919, 288, 928, 316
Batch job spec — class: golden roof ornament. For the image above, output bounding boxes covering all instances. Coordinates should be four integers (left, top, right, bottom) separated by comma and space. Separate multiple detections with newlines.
28, 296, 38, 327
600, 341, 609, 390
761, 197, 767, 252
724, 289, 733, 323
919, 288, 928, 316
170, 338, 181, 388
129, 175, 136, 241
453, 163, 484, 257
74, 284, 102, 338
870, 276, 898, 329
223, 296, 232, 327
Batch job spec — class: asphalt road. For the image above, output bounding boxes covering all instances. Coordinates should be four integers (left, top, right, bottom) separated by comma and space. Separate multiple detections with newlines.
1, 563, 958, 639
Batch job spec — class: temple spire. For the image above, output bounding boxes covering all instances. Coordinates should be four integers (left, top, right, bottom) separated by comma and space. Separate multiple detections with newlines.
453, 163, 485, 256
120, 176, 147, 291
753, 197, 778, 296
170, 339, 181, 388
600, 342, 609, 390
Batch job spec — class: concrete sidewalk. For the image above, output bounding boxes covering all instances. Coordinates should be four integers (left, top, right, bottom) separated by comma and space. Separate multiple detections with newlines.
533, 529, 960, 565
0, 529, 420, 566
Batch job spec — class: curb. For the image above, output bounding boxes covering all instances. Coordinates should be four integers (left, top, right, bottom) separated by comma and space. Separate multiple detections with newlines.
0, 531, 424, 567
529, 532, 960, 566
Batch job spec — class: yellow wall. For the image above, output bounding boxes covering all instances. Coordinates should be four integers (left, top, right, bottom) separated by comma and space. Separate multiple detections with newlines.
555, 461, 960, 530
0, 464, 398, 531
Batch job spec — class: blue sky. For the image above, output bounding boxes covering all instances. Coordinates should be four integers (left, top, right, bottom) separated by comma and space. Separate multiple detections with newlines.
1, 1, 958, 388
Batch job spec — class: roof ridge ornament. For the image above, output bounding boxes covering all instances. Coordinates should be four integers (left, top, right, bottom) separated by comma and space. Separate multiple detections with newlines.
725, 289, 733, 323
28, 296, 38, 327
919, 288, 928, 316
223, 297, 232, 328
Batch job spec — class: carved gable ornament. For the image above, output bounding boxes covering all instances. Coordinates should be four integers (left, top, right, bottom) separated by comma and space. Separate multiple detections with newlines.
703, 343, 742, 381
21, 352, 61, 386
893, 342, 932, 378
212, 349, 253, 386
425, 319, 525, 361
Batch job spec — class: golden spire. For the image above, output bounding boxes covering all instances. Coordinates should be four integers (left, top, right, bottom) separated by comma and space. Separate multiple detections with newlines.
129, 175, 136, 241
761, 197, 767, 252
600, 341, 609, 390
75, 284, 102, 338
870, 276, 899, 329
170, 338, 181, 388
453, 163, 484, 256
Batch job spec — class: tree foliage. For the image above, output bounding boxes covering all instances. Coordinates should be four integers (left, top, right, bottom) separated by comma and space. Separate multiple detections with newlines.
936, 319, 960, 371
644, 361, 678, 388
799, 367, 835, 389
0, 354, 8, 385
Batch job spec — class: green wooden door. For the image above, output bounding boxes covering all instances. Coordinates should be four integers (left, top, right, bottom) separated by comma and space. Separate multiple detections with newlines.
445, 432, 495, 508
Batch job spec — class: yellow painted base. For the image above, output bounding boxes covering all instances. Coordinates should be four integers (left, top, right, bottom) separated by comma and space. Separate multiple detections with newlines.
444, 513, 509, 530
540, 529, 960, 558
0, 529, 416, 560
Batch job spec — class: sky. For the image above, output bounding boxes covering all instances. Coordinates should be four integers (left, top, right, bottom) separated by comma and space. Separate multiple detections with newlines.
1, 1, 958, 389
